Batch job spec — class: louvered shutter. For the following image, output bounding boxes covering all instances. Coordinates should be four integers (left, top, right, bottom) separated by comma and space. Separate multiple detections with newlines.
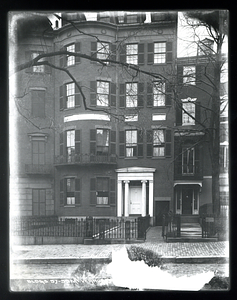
138, 43, 144, 65
75, 130, 81, 162
146, 130, 153, 158
110, 82, 116, 107
147, 82, 153, 107
165, 82, 172, 107
176, 147, 182, 175
119, 45, 126, 63
90, 178, 96, 205
195, 145, 200, 175
75, 178, 81, 205
60, 84, 66, 110
147, 43, 154, 64
90, 129, 96, 155
90, 81, 97, 106
137, 130, 143, 158
60, 179, 65, 206
176, 102, 182, 126
60, 132, 64, 158
196, 65, 204, 84
195, 101, 201, 124
166, 42, 173, 63
177, 65, 183, 85
75, 42, 81, 63
119, 131, 125, 157
119, 83, 125, 108
59, 47, 66, 67
44, 56, 52, 74
110, 43, 116, 61
165, 129, 172, 157
110, 130, 116, 156
25, 51, 33, 73
75, 82, 81, 106
138, 82, 144, 108
110, 178, 116, 205
91, 41, 97, 61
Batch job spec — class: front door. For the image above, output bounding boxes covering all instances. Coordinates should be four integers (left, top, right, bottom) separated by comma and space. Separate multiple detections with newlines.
182, 188, 193, 214
155, 201, 169, 225
129, 187, 142, 215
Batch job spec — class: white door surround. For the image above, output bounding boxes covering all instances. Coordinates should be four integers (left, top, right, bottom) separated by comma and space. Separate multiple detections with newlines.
116, 167, 156, 217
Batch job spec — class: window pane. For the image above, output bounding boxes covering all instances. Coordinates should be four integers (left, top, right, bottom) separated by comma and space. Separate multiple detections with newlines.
67, 197, 75, 205
67, 130, 75, 146
126, 83, 137, 107
97, 81, 109, 106
97, 42, 110, 60
127, 44, 138, 55
153, 146, 164, 157
183, 66, 196, 85
182, 102, 195, 125
67, 44, 75, 66
97, 129, 109, 146
126, 147, 134, 157
126, 44, 138, 64
126, 130, 137, 145
153, 130, 164, 144
154, 53, 166, 64
32, 53, 44, 72
154, 42, 166, 53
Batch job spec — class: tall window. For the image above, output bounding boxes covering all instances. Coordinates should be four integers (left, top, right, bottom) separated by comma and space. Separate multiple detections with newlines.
154, 42, 166, 64
32, 140, 45, 165
153, 129, 165, 157
153, 82, 165, 106
97, 42, 110, 61
182, 98, 196, 125
96, 177, 109, 205
32, 189, 46, 216
182, 148, 195, 174
126, 130, 137, 157
66, 130, 75, 162
126, 44, 138, 64
32, 52, 45, 73
31, 89, 45, 117
96, 129, 109, 155
66, 82, 75, 108
126, 82, 137, 107
66, 44, 75, 66
66, 178, 75, 205
97, 81, 109, 106
183, 66, 196, 85
220, 145, 229, 171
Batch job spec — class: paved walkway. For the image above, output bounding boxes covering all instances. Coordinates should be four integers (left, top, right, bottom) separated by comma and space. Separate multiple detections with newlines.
11, 227, 229, 263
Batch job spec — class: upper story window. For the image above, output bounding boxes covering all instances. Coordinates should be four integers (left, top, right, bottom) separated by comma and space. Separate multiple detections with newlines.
96, 129, 109, 155
146, 129, 171, 158
60, 82, 81, 110
182, 98, 196, 125
126, 13, 138, 23
154, 42, 166, 64
66, 178, 76, 205
97, 81, 110, 106
153, 82, 165, 106
153, 129, 165, 157
126, 130, 137, 157
66, 130, 75, 162
31, 89, 45, 118
183, 66, 196, 85
66, 44, 75, 66
126, 82, 138, 107
32, 52, 45, 73
66, 82, 75, 108
60, 177, 81, 206
97, 42, 110, 61
220, 144, 229, 172
32, 140, 45, 165
126, 44, 138, 64
182, 147, 195, 175
96, 177, 109, 205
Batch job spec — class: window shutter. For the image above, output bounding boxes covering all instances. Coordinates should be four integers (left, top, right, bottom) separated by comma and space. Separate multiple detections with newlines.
195, 146, 200, 174
110, 130, 116, 155
60, 132, 64, 157
175, 147, 182, 175
196, 65, 204, 84
138, 43, 144, 65
75, 178, 81, 205
177, 65, 183, 85
119, 83, 125, 108
90, 178, 96, 205
75, 42, 81, 63
195, 101, 201, 124
165, 82, 172, 107
60, 179, 65, 206
59, 47, 66, 67
137, 130, 143, 158
165, 129, 172, 157
75, 82, 81, 106
146, 130, 153, 158
90, 129, 96, 155
176, 102, 182, 126
119, 131, 125, 157
147, 82, 153, 107
119, 45, 126, 63
60, 84, 66, 110
138, 82, 144, 108
91, 41, 97, 62
147, 43, 154, 65
90, 81, 97, 106
75, 130, 81, 161
110, 178, 116, 205
44, 57, 52, 74
110, 82, 116, 107
166, 42, 173, 63
110, 43, 116, 61
25, 51, 33, 73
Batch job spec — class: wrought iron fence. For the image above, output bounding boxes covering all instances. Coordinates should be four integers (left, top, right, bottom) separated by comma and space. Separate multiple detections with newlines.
162, 213, 181, 240
55, 153, 117, 165
201, 214, 216, 238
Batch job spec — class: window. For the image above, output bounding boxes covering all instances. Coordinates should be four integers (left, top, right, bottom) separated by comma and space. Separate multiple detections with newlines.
182, 98, 196, 125
126, 130, 137, 157
153, 82, 165, 106
126, 44, 138, 64
66, 82, 75, 108
66, 44, 75, 66
183, 66, 196, 85
32, 189, 46, 216
126, 82, 137, 107
66, 178, 75, 205
153, 129, 165, 157
31, 89, 45, 117
32, 52, 44, 73
220, 144, 229, 171
66, 130, 75, 162
152, 114, 166, 121
126, 13, 138, 23
97, 42, 110, 61
97, 81, 109, 106
154, 42, 166, 64
32, 140, 45, 165
182, 148, 195, 174
96, 177, 109, 205
96, 129, 109, 154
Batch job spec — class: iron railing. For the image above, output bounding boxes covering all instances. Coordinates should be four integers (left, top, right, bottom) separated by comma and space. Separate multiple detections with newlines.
201, 214, 216, 238
162, 213, 181, 240
54, 153, 117, 165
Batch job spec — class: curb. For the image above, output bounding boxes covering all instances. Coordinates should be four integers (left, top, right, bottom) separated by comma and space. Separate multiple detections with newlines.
161, 256, 229, 264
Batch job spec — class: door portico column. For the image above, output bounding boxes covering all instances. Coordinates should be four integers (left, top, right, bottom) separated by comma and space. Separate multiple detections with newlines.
117, 180, 122, 217
124, 180, 130, 217
149, 180, 154, 217
141, 180, 147, 217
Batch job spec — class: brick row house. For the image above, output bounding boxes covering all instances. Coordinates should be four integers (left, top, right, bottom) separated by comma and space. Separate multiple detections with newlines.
11, 12, 227, 228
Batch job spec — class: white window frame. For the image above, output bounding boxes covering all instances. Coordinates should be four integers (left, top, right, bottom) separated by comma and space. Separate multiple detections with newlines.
183, 66, 196, 85
125, 130, 137, 157
182, 98, 196, 126
97, 81, 109, 107
32, 52, 45, 73
66, 130, 75, 162
66, 178, 75, 205
97, 42, 110, 62
154, 42, 166, 64
66, 82, 75, 108
66, 44, 75, 66
126, 44, 138, 65
126, 82, 138, 107
153, 82, 165, 106
153, 129, 165, 157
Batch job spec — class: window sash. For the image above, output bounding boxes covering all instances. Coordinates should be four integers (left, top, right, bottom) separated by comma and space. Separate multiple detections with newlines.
183, 66, 196, 85
66, 83, 75, 108
153, 129, 165, 157
126, 83, 138, 107
66, 44, 75, 66
97, 42, 110, 60
182, 148, 195, 174
153, 82, 165, 106
182, 102, 195, 125
126, 44, 138, 64
154, 42, 166, 64
97, 81, 109, 106
96, 178, 109, 191
32, 53, 45, 72
32, 141, 45, 165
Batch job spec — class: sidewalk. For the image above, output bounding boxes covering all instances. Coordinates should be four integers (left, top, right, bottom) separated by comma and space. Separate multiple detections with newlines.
11, 227, 229, 264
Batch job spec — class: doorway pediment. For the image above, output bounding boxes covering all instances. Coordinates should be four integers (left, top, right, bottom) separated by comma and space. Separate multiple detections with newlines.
116, 167, 156, 173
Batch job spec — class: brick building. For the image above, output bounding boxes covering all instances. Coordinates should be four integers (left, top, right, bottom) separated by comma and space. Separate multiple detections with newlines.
11, 11, 225, 227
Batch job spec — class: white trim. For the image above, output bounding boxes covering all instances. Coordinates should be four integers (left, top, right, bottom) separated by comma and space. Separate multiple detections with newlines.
116, 167, 156, 173
174, 180, 202, 187
64, 113, 110, 122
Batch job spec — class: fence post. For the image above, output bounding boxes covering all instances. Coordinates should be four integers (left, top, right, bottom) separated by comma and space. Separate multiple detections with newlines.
176, 214, 181, 237
85, 216, 93, 238
125, 220, 130, 240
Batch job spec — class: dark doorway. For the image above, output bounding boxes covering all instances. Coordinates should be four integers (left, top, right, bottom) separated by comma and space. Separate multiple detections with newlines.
155, 201, 169, 225
182, 188, 192, 214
